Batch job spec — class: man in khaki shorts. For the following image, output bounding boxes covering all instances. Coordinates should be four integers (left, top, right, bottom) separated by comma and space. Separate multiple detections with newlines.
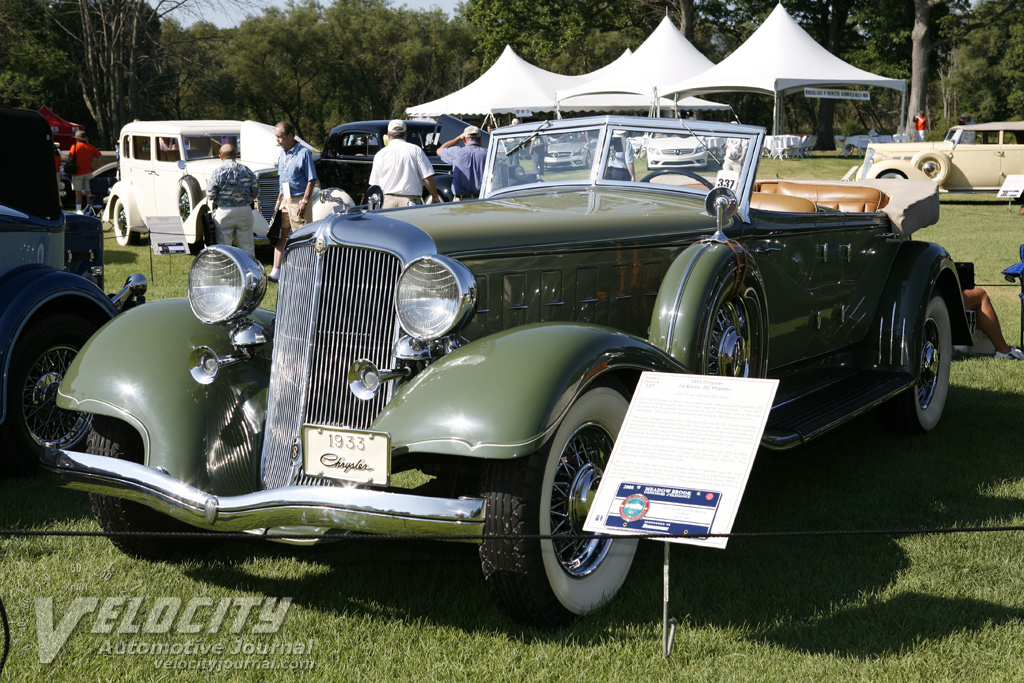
270, 121, 317, 282
69, 130, 101, 214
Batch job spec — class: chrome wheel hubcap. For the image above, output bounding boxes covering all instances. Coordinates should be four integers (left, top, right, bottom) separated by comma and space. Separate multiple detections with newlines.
549, 422, 614, 577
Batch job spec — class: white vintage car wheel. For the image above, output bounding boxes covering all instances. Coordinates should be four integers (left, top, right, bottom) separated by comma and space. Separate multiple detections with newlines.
479, 382, 637, 625
112, 198, 139, 246
911, 150, 950, 184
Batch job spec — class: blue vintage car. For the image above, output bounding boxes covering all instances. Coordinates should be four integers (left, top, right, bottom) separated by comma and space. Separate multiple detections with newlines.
45, 115, 970, 625
0, 106, 146, 476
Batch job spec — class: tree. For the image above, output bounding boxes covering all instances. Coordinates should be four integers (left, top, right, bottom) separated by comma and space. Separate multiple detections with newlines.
0, 0, 77, 111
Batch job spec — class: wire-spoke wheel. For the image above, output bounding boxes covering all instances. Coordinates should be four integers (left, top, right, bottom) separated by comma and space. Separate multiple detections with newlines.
479, 380, 637, 626
880, 294, 951, 433
0, 313, 97, 475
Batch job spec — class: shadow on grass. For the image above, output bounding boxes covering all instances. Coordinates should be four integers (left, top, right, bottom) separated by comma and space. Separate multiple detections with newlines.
3, 380, 1022, 655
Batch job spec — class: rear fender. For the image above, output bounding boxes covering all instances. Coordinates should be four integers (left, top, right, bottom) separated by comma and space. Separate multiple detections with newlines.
864, 241, 970, 373
56, 298, 275, 493
373, 323, 685, 460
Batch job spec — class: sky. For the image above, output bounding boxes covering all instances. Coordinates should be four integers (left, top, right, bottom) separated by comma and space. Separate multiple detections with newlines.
171, 0, 462, 28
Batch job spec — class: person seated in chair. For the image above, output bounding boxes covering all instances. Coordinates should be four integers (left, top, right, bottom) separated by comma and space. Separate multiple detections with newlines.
963, 286, 1024, 359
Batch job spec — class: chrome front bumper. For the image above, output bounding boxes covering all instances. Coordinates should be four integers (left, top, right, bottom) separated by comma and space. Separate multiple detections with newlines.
42, 448, 486, 541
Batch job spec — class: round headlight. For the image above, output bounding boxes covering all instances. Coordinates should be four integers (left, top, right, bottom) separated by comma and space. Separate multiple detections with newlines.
395, 255, 477, 340
187, 245, 267, 324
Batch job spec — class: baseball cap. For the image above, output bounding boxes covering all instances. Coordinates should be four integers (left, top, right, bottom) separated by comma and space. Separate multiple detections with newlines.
388, 119, 407, 134
463, 126, 481, 138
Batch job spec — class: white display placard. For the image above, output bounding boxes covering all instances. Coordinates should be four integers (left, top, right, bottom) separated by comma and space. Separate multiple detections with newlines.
146, 216, 188, 255
997, 175, 1024, 199
583, 372, 778, 549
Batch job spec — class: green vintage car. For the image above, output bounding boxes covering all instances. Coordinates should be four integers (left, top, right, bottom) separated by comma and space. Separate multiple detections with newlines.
44, 116, 971, 627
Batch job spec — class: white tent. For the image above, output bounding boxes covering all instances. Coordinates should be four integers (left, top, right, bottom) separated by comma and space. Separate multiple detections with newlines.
406, 45, 583, 118
555, 16, 730, 114
659, 3, 906, 136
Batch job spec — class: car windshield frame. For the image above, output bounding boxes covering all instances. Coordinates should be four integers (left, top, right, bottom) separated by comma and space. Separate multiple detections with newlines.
481, 116, 764, 219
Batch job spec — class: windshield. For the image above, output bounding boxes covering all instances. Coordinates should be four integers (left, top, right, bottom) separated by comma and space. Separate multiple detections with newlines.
482, 119, 758, 199
183, 134, 241, 160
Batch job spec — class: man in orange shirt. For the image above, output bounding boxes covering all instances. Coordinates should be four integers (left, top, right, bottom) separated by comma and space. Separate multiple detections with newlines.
69, 130, 101, 214
913, 111, 927, 142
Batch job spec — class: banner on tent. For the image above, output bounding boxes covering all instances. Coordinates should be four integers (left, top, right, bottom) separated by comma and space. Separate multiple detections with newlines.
804, 88, 870, 101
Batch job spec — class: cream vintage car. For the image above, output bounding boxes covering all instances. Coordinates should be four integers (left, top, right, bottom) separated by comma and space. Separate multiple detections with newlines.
844, 121, 1024, 192
101, 120, 322, 249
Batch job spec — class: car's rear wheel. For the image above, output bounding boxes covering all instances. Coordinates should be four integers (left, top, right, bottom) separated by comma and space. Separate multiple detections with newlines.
880, 294, 951, 433
112, 198, 139, 246
0, 313, 97, 475
87, 416, 213, 559
479, 380, 637, 626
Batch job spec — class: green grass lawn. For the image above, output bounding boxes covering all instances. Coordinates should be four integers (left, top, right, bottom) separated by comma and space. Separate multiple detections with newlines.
3, 158, 1024, 681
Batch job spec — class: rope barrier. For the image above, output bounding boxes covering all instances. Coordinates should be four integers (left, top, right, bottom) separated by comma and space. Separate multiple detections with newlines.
4, 523, 1024, 542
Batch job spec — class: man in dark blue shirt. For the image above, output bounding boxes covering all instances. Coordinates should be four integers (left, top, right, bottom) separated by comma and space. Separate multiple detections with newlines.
438, 126, 487, 200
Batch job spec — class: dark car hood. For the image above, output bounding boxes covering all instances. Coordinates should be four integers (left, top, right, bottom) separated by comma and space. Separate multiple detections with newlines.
377, 188, 715, 256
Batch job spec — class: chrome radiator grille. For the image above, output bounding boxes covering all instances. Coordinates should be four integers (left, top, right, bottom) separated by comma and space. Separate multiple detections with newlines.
260, 242, 402, 489
256, 173, 279, 222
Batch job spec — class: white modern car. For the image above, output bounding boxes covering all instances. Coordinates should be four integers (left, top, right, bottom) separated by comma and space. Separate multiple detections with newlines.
101, 120, 322, 248
645, 134, 710, 169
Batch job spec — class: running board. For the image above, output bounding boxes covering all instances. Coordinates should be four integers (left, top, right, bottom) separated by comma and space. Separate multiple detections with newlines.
761, 372, 913, 450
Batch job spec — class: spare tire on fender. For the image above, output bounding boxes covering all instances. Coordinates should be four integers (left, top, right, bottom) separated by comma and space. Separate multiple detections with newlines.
910, 150, 950, 185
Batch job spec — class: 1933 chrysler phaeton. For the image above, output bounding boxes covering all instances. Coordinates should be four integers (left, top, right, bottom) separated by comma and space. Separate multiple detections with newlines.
44, 116, 971, 626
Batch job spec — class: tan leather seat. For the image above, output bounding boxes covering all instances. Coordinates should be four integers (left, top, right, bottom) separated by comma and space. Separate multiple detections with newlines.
749, 192, 817, 213
776, 181, 889, 212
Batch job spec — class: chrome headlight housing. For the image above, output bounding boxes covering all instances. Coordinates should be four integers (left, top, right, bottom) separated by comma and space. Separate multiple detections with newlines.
395, 255, 477, 341
188, 245, 267, 324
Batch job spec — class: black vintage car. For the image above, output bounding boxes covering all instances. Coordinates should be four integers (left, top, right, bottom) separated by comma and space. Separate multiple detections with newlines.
0, 106, 146, 476
315, 116, 487, 205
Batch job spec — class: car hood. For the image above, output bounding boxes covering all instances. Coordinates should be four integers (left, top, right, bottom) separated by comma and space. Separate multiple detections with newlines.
375, 188, 715, 256
240, 120, 318, 168
867, 141, 954, 154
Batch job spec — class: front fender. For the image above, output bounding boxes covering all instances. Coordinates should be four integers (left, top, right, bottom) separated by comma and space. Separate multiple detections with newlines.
865, 161, 931, 182
0, 266, 118, 422
648, 240, 768, 374
102, 180, 143, 228
185, 204, 270, 244
864, 240, 971, 373
373, 323, 686, 460
56, 298, 275, 493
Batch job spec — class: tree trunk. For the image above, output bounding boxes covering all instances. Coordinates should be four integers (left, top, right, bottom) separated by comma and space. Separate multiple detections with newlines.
907, 0, 937, 139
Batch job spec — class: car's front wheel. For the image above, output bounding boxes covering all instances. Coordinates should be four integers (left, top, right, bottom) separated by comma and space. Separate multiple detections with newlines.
111, 198, 139, 246
87, 416, 212, 559
880, 294, 951, 433
0, 313, 97, 475
479, 381, 637, 626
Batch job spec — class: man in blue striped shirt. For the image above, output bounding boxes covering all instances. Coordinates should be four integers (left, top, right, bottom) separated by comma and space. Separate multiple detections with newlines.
205, 144, 259, 257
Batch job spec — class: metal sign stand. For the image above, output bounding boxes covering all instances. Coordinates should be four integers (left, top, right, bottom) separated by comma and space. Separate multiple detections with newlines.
662, 542, 677, 658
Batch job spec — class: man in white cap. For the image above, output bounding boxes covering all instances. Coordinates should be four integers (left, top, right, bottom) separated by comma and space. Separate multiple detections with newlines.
437, 125, 487, 199
369, 119, 441, 209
